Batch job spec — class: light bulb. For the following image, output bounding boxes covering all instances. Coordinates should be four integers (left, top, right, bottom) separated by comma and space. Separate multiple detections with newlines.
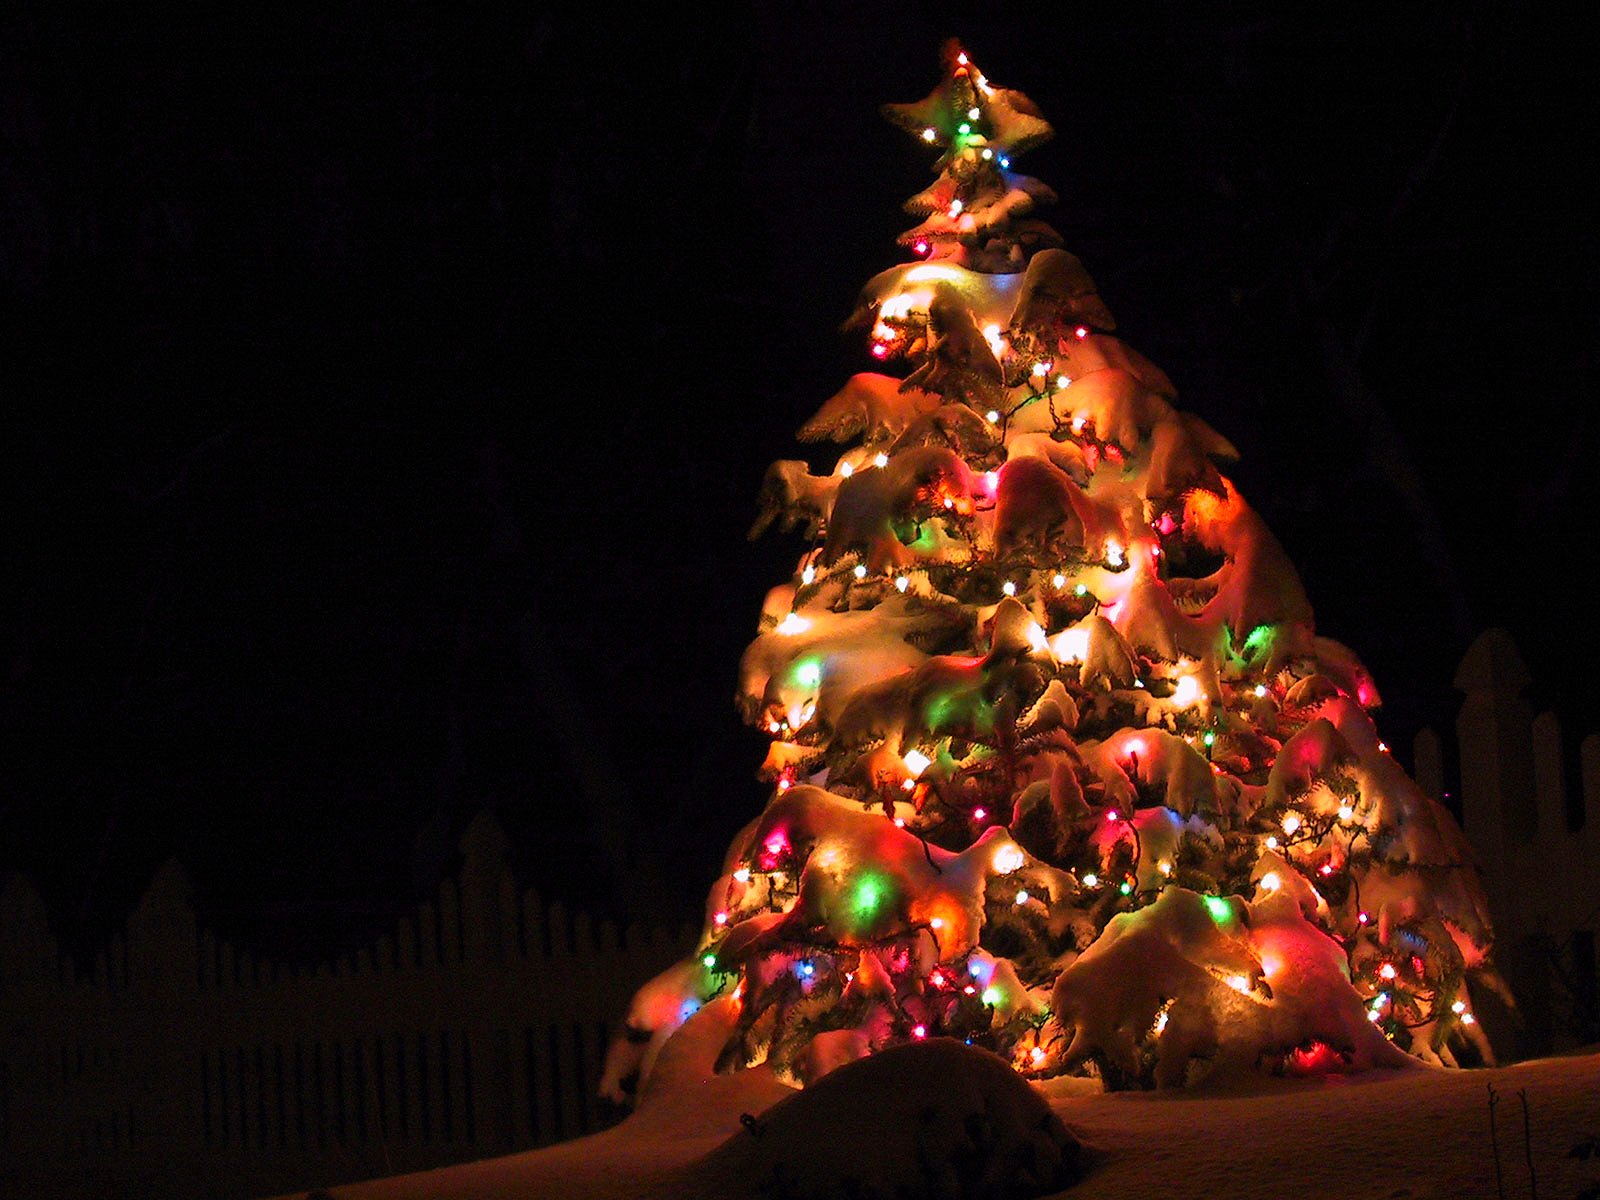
853, 564, 867, 579
776, 612, 811, 635
922, 127, 937, 142
895, 575, 909, 592
992, 844, 1025, 874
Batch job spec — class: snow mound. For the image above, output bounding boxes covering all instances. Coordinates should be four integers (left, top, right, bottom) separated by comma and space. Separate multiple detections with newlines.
689, 1037, 1083, 1200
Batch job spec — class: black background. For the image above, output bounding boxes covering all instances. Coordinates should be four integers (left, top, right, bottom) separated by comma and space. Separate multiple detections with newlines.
3, 3, 1595, 962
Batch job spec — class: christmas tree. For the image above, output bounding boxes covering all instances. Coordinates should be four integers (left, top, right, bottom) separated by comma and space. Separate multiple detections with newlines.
601, 40, 1503, 1098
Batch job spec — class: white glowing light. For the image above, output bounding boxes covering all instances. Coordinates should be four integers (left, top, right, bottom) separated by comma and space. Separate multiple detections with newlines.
1154, 1009, 1170, 1034
873, 451, 889, 467
1367, 1009, 1382, 1023
1451, 1000, 1467, 1014
775, 612, 811, 636
839, 461, 854, 478
949, 198, 964, 215
981, 147, 993, 160
1026, 621, 1048, 652
1104, 540, 1125, 568
1157, 860, 1173, 877
985, 409, 1000, 423
930, 916, 944, 929
1265, 836, 1279, 850
922, 127, 937, 142
1029, 1045, 1046, 1063
904, 264, 963, 284
1226, 975, 1251, 994
1002, 580, 1016, 597
733, 868, 751, 883
982, 323, 1004, 355
1071, 415, 1086, 433
895, 575, 909, 592
903, 749, 932, 778
801, 564, 816, 585
1082, 873, 1099, 888
1171, 675, 1201, 708
1260, 871, 1281, 892
1032, 362, 1048, 377
992, 844, 1026, 874
1052, 573, 1067, 588
1281, 813, 1302, 835
1461, 1012, 1477, 1025
1338, 803, 1355, 821
1015, 890, 1029, 905
1050, 627, 1089, 664
967, 106, 980, 119
1056, 374, 1070, 390
852, 564, 867, 579
1253, 684, 1267, 697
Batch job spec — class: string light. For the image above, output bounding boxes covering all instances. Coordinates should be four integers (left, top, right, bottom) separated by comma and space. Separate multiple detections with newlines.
1081, 873, 1099, 888
776, 612, 811, 635
895, 575, 909, 592
1052, 573, 1066, 588
1002, 580, 1017, 596
801, 564, 816, 585
903, 749, 932, 777
840, 461, 854, 477
853, 564, 868, 579
1015, 890, 1029, 905
921, 127, 937, 142
992, 844, 1025, 873
1281, 813, 1302, 835
873, 451, 889, 467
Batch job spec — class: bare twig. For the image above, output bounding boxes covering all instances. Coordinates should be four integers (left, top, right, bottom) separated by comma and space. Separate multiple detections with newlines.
1488, 1083, 1504, 1200
1519, 1088, 1536, 1200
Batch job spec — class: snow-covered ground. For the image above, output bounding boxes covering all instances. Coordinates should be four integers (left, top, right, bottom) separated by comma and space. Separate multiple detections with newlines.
289, 1004, 1598, 1200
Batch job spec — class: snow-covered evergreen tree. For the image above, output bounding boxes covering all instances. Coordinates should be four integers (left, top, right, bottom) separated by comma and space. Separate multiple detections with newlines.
603, 40, 1503, 1098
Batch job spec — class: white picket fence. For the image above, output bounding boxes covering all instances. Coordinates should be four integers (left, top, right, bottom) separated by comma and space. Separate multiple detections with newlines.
0, 812, 695, 1199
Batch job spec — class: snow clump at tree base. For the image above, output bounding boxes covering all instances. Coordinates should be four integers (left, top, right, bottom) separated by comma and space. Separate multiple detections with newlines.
601, 40, 1505, 1101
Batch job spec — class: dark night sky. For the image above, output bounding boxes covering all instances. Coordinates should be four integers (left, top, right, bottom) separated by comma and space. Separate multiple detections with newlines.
3, 3, 1596, 962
